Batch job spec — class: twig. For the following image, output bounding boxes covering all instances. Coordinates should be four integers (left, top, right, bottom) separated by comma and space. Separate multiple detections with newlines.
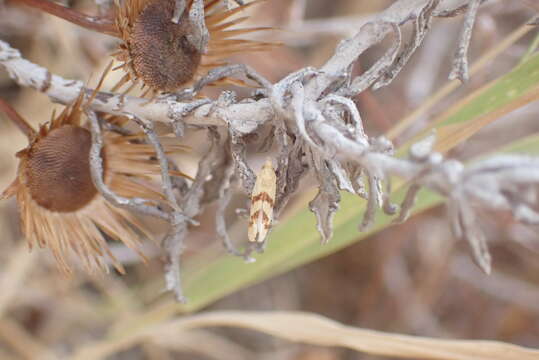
449, 0, 482, 82
126, 114, 183, 213
87, 111, 169, 221
215, 164, 244, 257
375, 0, 440, 89
0, 38, 273, 135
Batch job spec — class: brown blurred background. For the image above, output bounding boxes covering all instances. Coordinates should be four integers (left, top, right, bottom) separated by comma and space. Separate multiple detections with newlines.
1, 1, 539, 359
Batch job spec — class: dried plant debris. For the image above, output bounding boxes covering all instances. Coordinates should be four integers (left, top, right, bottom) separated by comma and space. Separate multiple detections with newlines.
215, 161, 243, 256
2, 0, 539, 300
274, 130, 308, 215
308, 152, 341, 244
375, 0, 440, 89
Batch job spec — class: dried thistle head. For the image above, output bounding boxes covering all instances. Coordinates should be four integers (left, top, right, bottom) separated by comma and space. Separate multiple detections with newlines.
113, 0, 273, 95
17, 0, 274, 95
0, 95, 189, 274
114, 0, 203, 93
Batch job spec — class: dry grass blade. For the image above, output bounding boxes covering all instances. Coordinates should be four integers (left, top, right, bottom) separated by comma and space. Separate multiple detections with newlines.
72, 311, 539, 360
0, 318, 57, 360
435, 85, 539, 153
149, 329, 255, 360
387, 21, 535, 141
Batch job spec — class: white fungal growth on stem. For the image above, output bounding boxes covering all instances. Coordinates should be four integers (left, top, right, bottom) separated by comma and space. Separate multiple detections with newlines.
1, 0, 538, 300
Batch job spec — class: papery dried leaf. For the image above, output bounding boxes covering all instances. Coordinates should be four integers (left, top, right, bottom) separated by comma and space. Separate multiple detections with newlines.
345, 163, 367, 198
201, 129, 229, 204
360, 172, 383, 231
275, 132, 307, 215
187, 128, 223, 213
375, 0, 439, 88
394, 183, 421, 223
308, 152, 340, 243
229, 130, 256, 194
328, 160, 357, 194
215, 163, 245, 256
456, 200, 491, 274
163, 127, 224, 300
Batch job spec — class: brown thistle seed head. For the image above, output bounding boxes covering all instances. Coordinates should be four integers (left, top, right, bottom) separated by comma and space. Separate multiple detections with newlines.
128, 0, 202, 92
1, 92, 191, 274
16, 0, 276, 94
115, 0, 276, 94
19, 125, 98, 213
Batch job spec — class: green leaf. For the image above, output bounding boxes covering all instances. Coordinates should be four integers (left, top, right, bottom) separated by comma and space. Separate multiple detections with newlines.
398, 51, 539, 156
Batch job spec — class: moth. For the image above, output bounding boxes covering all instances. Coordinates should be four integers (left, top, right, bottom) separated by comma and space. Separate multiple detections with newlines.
248, 158, 277, 244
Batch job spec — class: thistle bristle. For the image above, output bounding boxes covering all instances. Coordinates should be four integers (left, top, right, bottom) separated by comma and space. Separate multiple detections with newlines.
210, 26, 272, 39
0, 180, 18, 200
206, 41, 275, 57
199, 62, 228, 69
209, 16, 250, 32
111, 73, 132, 92
205, 0, 264, 25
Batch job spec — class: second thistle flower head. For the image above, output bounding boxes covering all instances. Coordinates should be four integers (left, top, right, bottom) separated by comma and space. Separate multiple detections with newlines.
0, 90, 189, 274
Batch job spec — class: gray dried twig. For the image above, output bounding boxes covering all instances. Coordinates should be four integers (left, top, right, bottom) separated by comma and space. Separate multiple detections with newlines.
340, 23, 402, 96
215, 162, 252, 259
448, 0, 482, 82
87, 111, 169, 221
375, 0, 440, 89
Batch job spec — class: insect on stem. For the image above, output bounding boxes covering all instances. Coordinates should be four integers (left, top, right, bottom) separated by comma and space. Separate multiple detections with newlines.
248, 158, 277, 244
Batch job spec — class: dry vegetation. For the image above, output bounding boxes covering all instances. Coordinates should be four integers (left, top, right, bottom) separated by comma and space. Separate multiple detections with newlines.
0, 0, 539, 359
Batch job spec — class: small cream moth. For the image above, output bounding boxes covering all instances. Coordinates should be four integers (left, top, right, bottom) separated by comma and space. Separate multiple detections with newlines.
248, 158, 277, 244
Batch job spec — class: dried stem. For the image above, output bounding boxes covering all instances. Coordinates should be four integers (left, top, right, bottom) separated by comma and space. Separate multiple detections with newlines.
14, 0, 117, 35
87, 110, 169, 221
449, 0, 482, 82
0, 97, 36, 139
